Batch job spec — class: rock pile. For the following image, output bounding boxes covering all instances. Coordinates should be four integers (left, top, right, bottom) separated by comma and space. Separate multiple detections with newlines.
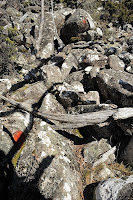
0, 1, 133, 199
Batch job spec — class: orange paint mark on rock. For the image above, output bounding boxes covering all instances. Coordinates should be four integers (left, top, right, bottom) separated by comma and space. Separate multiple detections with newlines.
83, 19, 86, 24
13, 130, 25, 148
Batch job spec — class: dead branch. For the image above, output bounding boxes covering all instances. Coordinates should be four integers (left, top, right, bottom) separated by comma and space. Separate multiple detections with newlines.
0, 95, 117, 128
1, 95, 133, 129
92, 146, 116, 168
35, 0, 45, 55
113, 107, 133, 120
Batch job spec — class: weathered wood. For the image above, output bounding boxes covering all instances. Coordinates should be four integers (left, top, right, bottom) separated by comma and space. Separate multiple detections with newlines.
113, 107, 133, 120
35, 0, 45, 55
0, 95, 117, 126
2, 95, 133, 129
92, 146, 116, 168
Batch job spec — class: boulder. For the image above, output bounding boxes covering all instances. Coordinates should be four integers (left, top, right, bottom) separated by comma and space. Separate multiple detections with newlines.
61, 53, 78, 80
53, 11, 66, 35
95, 175, 133, 200
96, 69, 133, 106
79, 91, 100, 105
60, 8, 95, 44
39, 92, 66, 115
35, 12, 55, 59
121, 136, 133, 167
126, 65, 133, 74
57, 90, 79, 109
108, 55, 125, 71
123, 24, 133, 33
65, 70, 85, 84
83, 139, 115, 165
119, 52, 133, 65
83, 139, 115, 185
70, 81, 84, 93
10, 81, 47, 110
41, 64, 63, 88
8, 118, 82, 200
0, 111, 32, 155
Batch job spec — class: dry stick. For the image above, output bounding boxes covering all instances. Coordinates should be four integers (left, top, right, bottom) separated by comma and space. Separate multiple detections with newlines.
35, 0, 44, 55
92, 146, 116, 168
0, 95, 118, 129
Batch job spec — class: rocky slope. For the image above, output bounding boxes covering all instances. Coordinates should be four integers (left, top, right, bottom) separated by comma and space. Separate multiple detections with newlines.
0, 0, 133, 199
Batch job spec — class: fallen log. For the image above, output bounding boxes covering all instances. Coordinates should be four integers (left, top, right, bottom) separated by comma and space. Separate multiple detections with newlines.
0, 95, 116, 123
1, 95, 133, 129
113, 107, 133, 120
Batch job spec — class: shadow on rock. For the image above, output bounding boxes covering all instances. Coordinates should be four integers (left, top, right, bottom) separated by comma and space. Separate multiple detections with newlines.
0, 150, 54, 200
83, 182, 99, 200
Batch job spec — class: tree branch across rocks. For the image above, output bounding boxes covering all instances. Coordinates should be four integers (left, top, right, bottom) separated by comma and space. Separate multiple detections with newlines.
1, 95, 133, 130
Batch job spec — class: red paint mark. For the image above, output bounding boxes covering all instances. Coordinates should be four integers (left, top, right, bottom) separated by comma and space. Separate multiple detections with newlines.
13, 130, 25, 148
83, 19, 86, 24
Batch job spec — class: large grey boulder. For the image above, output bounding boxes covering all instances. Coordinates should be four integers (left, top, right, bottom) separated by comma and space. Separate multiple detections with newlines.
108, 55, 125, 71
96, 69, 133, 106
10, 81, 47, 110
60, 8, 95, 44
8, 118, 82, 200
95, 175, 133, 200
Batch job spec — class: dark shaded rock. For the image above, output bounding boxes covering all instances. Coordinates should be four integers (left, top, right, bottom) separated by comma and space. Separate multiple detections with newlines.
121, 136, 133, 167
117, 118, 133, 136
68, 103, 117, 115
104, 47, 117, 56
127, 45, 133, 53
60, 8, 95, 44
118, 52, 133, 65
58, 90, 79, 109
